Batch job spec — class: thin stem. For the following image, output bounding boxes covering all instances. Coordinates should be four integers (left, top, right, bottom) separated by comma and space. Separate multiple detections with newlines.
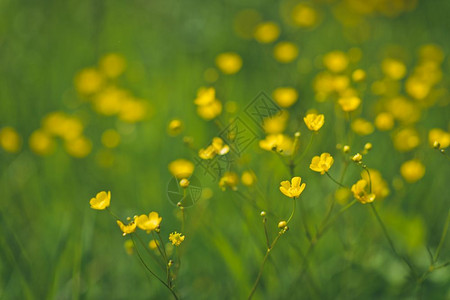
361, 165, 372, 193
156, 231, 169, 261
263, 218, 271, 249
298, 199, 312, 241
286, 198, 296, 224
135, 233, 165, 270
131, 235, 179, 300
325, 172, 347, 188
296, 133, 314, 164
434, 210, 450, 262
106, 207, 120, 220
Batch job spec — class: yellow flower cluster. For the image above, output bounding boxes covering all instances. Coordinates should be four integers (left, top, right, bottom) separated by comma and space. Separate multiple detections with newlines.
194, 87, 222, 120
199, 137, 230, 160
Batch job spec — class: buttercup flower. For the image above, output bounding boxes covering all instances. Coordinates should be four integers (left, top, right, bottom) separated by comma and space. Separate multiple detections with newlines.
219, 172, 239, 191
199, 137, 230, 160
117, 220, 137, 236
310, 153, 334, 174
169, 159, 194, 179
169, 231, 185, 246
259, 134, 294, 155
90, 191, 111, 210
304, 113, 325, 132
215, 52, 243, 74
351, 179, 376, 204
279, 177, 306, 198
135, 212, 162, 233
400, 160, 425, 183
338, 96, 361, 112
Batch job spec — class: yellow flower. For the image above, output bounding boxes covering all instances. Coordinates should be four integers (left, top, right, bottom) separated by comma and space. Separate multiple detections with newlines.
338, 96, 361, 112
199, 137, 230, 159
117, 220, 136, 236
351, 180, 376, 204
119, 98, 148, 123
75, 68, 104, 95
291, 3, 318, 28
101, 129, 121, 148
304, 113, 325, 132
92, 87, 127, 116
254, 21, 280, 43
352, 153, 363, 162
135, 212, 162, 233
279, 177, 306, 198
179, 178, 190, 188
323, 51, 349, 73
310, 153, 334, 174
0, 127, 22, 153
124, 239, 134, 255
428, 128, 450, 148
375, 112, 394, 131
168, 159, 194, 179
400, 160, 425, 183
194, 87, 216, 106
29, 130, 55, 156
382, 58, 406, 80
197, 100, 222, 120
215, 52, 243, 74
89, 191, 111, 210
361, 169, 389, 200
169, 231, 185, 246
273, 41, 298, 63
149, 239, 160, 250
219, 172, 239, 191
168, 119, 183, 136
393, 128, 420, 152
272, 87, 298, 108
263, 110, 289, 134
241, 171, 256, 186
352, 69, 366, 82
351, 118, 374, 136
259, 134, 294, 155
64, 136, 92, 158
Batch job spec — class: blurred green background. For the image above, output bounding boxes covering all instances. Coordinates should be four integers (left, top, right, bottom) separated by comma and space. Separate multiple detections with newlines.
1, 0, 449, 299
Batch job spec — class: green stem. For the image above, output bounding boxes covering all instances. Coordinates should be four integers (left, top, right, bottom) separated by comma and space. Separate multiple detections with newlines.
325, 172, 347, 188
131, 235, 179, 300
263, 218, 271, 249
299, 198, 311, 241
296, 133, 314, 164
286, 198, 296, 224
434, 210, 450, 262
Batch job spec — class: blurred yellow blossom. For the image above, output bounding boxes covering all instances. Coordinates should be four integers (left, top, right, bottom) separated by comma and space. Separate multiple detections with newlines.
291, 3, 319, 28
219, 172, 239, 191
393, 128, 420, 152
310, 153, 334, 174
338, 96, 361, 112
119, 99, 148, 123
65, 136, 92, 158
169, 159, 194, 179
29, 130, 55, 156
241, 171, 256, 186
149, 239, 159, 250
382, 58, 406, 80
75, 68, 104, 95
101, 129, 121, 148
117, 220, 136, 236
89, 191, 111, 210
361, 169, 389, 200
352, 69, 366, 82
351, 179, 375, 204
263, 110, 289, 134
199, 137, 230, 159
400, 160, 425, 183
169, 232, 185, 246
279, 176, 306, 198
304, 113, 325, 132
0, 127, 21, 153
99, 53, 126, 78
272, 87, 298, 108
215, 52, 243, 74
428, 128, 450, 148
92, 87, 127, 116
351, 118, 374, 135
259, 134, 294, 155
323, 51, 349, 73
352, 153, 363, 162
168, 119, 183, 136
386, 97, 420, 124
375, 112, 395, 131
124, 239, 134, 255
273, 42, 298, 63
254, 21, 280, 43
135, 212, 162, 233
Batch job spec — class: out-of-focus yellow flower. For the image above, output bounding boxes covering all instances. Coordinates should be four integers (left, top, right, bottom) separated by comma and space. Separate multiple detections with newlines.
352, 69, 366, 82
199, 137, 230, 159
338, 96, 361, 112
272, 87, 298, 108
117, 220, 136, 236
241, 171, 256, 186
101, 129, 121, 148
92, 87, 127, 116
219, 171, 239, 191
351, 179, 375, 204
90, 191, 111, 210
233, 9, 262, 39
428, 128, 450, 148
310, 153, 334, 174
291, 3, 318, 28
419, 44, 444, 63
75, 68, 104, 95
304, 113, 325, 132
99, 53, 126, 78
375, 112, 394, 131
0, 127, 21, 153
263, 110, 289, 134
351, 118, 374, 136
323, 51, 349, 73
168, 159, 194, 179
194, 87, 215, 106
215, 52, 243, 74
29, 130, 55, 156
259, 134, 294, 155
254, 21, 280, 43
386, 97, 420, 124
197, 100, 222, 120
393, 128, 420, 152
382, 58, 406, 80
119, 99, 148, 123
169, 232, 185, 246
149, 239, 160, 250
124, 239, 134, 255
361, 169, 389, 200
65, 136, 92, 158
280, 176, 306, 198
168, 119, 183, 136
273, 42, 298, 63
41, 112, 84, 141
179, 178, 190, 188
405, 77, 431, 100
352, 153, 362, 162
135, 212, 162, 233
400, 160, 425, 183
335, 187, 351, 205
